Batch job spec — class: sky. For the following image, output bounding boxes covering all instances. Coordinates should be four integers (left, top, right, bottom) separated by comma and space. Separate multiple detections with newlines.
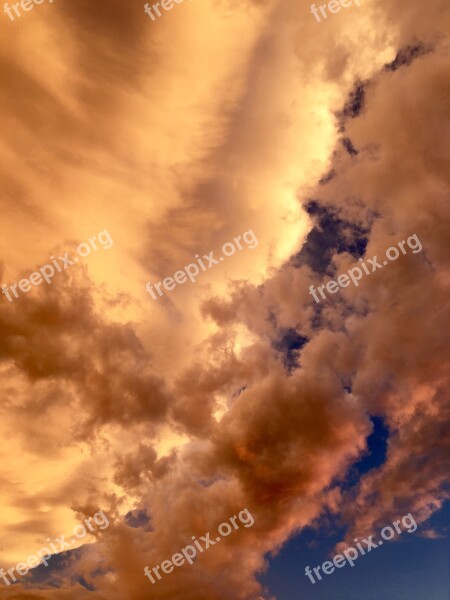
0, 0, 449, 599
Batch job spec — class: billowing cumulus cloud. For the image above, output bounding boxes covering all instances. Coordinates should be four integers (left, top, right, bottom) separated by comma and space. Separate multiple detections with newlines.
0, 0, 448, 598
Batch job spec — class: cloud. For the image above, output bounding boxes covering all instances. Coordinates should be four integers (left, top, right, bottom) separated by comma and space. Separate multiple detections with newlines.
0, 0, 448, 598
